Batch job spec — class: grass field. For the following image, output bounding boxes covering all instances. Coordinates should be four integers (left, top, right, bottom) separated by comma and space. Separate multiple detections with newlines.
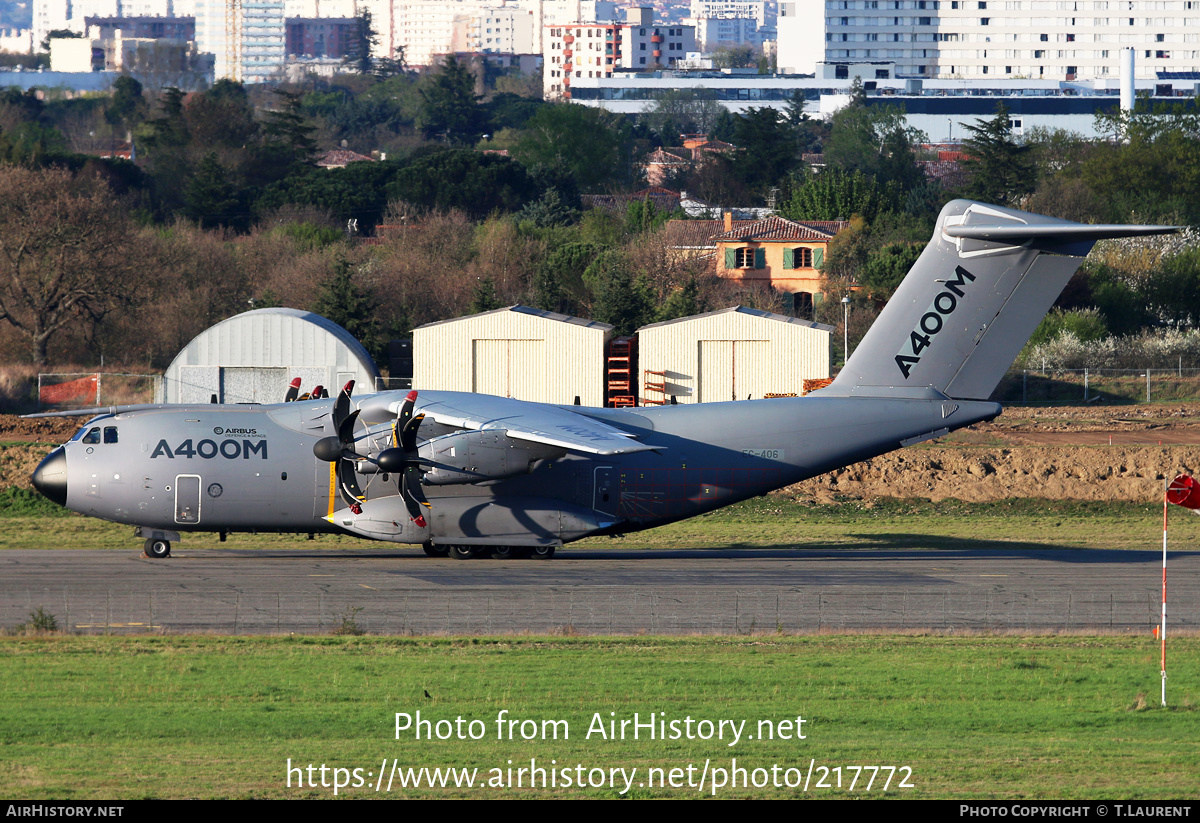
3, 471, 1197, 800
1, 492, 1197, 554
0, 635, 1195, 799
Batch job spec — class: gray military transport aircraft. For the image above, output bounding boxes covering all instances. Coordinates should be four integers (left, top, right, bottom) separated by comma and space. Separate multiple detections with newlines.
29, 200, 1175, 559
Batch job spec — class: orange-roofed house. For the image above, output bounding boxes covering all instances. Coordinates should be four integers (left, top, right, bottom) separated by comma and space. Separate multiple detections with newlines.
711, 213, 848, 313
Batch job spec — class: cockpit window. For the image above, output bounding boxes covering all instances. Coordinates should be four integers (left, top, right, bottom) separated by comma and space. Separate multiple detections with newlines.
81, 428, 101, 444
103, 426, 118, 444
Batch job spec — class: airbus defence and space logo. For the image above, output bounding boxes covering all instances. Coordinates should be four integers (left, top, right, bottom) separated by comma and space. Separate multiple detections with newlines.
895, 265, 976, 379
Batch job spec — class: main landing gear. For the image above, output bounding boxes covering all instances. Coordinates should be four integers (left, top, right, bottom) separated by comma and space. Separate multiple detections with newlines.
425, 544, 556, 560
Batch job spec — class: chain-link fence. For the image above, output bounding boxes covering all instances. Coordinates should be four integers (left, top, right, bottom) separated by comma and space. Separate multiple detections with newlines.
994, 368, 1200, 404
374, 376, 412, 391
37, 373, 163, 410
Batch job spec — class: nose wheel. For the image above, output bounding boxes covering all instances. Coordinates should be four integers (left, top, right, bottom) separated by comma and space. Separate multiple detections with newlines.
144, 538, 171, 559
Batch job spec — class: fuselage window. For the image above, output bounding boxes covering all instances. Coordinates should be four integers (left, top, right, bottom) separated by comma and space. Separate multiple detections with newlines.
81, 428, 101, 444
103, 427, 118, 444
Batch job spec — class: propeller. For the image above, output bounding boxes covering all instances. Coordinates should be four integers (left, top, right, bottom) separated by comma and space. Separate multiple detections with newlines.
313, 385, 431, 527
312, 381, 369, 513
376, 391, 431, 528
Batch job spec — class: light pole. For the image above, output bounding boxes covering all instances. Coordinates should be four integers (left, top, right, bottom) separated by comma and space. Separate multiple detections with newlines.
841, 295, 851, 365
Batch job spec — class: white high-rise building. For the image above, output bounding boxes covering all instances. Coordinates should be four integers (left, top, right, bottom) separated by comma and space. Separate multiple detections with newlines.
691, 15, 768, 50
196, 0, 285, 82
689, 0, 768, 27
454, 6, 537, 54
777, 0, 1200, 80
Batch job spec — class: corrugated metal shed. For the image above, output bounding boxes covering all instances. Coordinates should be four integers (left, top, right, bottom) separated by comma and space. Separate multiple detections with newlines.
636, 306, 833, 404
164, 308, 380, 404
413, 305, 613, 406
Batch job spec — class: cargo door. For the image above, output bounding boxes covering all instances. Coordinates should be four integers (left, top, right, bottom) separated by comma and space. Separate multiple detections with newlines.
592, 466, 617, 517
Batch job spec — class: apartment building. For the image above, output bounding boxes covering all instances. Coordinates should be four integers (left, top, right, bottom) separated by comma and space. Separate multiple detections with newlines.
545, 6, 697, 98
779, 0, 1200, 79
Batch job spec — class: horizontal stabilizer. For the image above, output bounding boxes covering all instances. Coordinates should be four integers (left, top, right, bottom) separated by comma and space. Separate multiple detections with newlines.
944, 223, 1177, 243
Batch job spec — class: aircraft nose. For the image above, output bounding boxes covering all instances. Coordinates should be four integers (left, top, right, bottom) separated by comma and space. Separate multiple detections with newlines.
31, 447, 67, 507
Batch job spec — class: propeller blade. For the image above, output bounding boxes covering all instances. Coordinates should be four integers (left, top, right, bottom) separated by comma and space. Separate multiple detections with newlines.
284, 377, 302, 403
400, 413, 424, 452
337, 409, 361, 447
397, 389, 418, 428
333, 385, 353, 431
401, 466, 430, 526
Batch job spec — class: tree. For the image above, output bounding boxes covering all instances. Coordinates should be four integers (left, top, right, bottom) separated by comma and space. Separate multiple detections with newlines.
780, 167, 902, 223
533, 242, 602, 315
386, 148, 536, 218
185, 80, 258, 151
508, 104, 632, 192
183, 152, 246, 230
656, 278, 706, 323
416, 56, 484, 145
824, 82, 925, 192
353, 10, 377, 74
105, 76, 146, 134
469, 276, 503, 313
585, 252, 655, 335
0, 166, 144, 365
727, 107, 802, 195
255, 89, 319, 184
960, 104, 1036, 205
860, 242, 923, 297
312, 256, 381, 360
640, 89, 723, 144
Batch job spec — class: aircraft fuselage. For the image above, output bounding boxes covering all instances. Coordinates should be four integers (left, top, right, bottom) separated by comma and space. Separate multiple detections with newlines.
32, 391, 1000, 553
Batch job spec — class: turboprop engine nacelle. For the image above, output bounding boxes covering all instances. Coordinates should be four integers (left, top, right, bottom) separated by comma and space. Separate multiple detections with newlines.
419, 429, 565, 485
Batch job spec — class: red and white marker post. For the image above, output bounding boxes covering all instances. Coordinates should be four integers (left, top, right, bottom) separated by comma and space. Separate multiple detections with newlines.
1161, 473, 1199, 707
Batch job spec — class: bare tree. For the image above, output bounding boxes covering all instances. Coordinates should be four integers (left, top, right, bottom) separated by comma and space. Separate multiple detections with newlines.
0, 166, 144, 366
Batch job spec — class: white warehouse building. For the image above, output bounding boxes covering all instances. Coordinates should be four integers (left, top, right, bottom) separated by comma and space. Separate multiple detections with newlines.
636, 306, 833, 405
413, 305, 613, 406
164, 308, 379, 404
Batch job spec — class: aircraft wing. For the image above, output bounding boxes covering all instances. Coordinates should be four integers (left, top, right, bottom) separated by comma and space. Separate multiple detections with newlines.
388, 392, 656, 456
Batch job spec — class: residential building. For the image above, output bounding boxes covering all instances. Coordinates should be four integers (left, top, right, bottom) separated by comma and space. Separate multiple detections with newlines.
776, 0, 824, 73
83, 14, 195, 39
662, 213, 848, 313
195, 0, 285, 82
0, 28, 32, 53
779, 0, 1200, 81
711, 214, 847, 309
689, 0, 768, 28
33, 0, 193, 51
49, 22, 210, 79
453, 5, 537, 54
691, 15, 768, 51
544, 6, 697, 98
286, 16, 358, 57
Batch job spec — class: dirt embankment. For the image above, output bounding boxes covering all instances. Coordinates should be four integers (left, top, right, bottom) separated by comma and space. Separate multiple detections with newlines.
784, 445, 1196, 503
6, 408, 1200, 502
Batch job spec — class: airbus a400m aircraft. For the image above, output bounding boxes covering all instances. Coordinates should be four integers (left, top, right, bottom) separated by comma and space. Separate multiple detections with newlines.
30, 201, 1174, 559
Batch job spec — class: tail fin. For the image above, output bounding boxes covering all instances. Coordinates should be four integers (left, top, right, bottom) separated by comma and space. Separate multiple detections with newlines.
825, 200, 1175, 401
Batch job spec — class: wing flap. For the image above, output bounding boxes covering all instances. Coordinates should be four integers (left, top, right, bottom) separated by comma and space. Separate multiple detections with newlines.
389, 393, 655, 456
